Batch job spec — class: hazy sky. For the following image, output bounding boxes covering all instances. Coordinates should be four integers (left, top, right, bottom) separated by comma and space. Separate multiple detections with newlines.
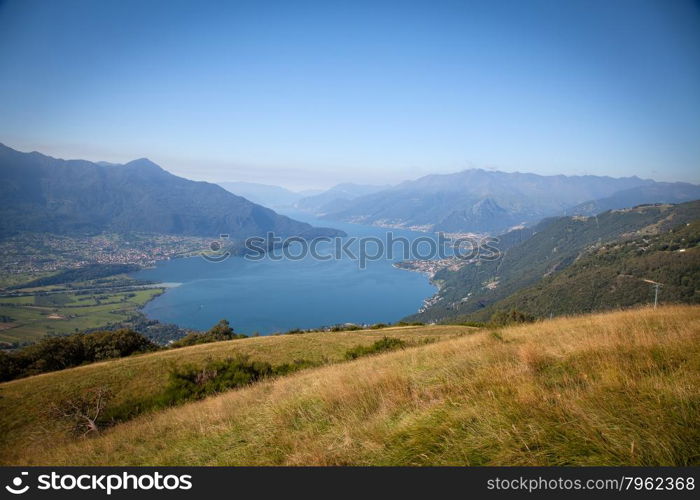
1, 0, 699, 190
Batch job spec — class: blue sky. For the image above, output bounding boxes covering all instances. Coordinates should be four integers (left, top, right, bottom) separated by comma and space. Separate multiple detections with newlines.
0, 0, 698, 189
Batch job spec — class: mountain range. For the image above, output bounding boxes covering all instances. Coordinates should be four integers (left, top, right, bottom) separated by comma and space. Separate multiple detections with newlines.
4, 140, 699, 253
305, 169, 700, 234
0, 144, 343, 240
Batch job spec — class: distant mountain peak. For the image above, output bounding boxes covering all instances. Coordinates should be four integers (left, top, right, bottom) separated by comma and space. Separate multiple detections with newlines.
124, 158, 162, 170
473, 197, 502, 212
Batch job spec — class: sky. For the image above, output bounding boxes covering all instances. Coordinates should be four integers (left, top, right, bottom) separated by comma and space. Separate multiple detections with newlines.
0, 0, 699, 190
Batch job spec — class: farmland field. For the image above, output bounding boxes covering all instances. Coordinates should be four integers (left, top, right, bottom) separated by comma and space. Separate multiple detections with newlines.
0, 287, 164, 344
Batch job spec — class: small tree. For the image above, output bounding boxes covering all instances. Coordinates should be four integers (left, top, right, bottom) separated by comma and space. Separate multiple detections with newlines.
47, 386, 113, 437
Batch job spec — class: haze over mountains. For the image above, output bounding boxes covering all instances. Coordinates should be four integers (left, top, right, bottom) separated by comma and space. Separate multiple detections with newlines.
286, 169, 700, 234
218, 181, 322, 210
217, 181, 390, 215
569, 182, 700, 216
0, 144, 342, 240
293, 183, 391, 215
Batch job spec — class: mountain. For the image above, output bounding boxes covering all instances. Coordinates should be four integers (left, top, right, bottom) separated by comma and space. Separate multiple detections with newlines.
295, 182, 391, 215
570, 182, 700, 216
218, 181, 304, 209
319, 169, 692, 234
433, 198, 513, 233
406, 200, 700, 323
0, 144, 343, 240
469, 219, 700, 320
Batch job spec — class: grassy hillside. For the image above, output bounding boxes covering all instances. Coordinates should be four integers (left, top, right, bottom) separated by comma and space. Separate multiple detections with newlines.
3, 306, 698, 466
0, 324, 468, 464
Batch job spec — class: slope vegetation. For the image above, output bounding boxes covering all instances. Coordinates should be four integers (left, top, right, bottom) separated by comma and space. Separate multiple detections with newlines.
4, 306, 698, 466
466, 220, 700, 321
0, 324, 468, 464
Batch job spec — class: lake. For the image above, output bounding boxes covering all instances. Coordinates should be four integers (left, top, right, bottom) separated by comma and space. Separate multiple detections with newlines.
132, 211, 438, 334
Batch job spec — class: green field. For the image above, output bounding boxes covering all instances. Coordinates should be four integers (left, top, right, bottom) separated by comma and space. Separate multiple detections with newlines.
0, 272, 57, 290
0, 288, 164, 344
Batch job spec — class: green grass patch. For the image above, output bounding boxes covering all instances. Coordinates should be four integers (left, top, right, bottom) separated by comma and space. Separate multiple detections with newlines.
0, 288, 164, 344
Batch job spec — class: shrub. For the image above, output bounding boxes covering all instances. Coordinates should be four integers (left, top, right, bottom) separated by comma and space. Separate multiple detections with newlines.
170, 319, 247, 348
489, 310, 536, 326
81, 329, 156, 361
274, 358, 322, 376
344, 337, 406, 360
104, 356, 320, 423
330, 324, 363, 332
0, 329, 158, 381
159, 355, 274, 405
457, 320, 486, 327
0, 351, 19, 382
157, 355, 321, 406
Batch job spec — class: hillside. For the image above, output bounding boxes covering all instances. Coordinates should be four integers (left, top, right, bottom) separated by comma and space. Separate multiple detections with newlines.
462, 220, 700, 321
0, 144, 342, 240
2, 306, 697, 465
0, 324, 468, 464
408, 201, 700, 323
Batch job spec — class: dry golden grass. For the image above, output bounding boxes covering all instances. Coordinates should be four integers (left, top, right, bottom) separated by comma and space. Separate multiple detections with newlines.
0, 324, 468, 464
4, 306, 700, 465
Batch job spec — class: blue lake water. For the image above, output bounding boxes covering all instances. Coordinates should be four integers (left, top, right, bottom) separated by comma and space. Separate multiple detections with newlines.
132, 211, 438, 334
